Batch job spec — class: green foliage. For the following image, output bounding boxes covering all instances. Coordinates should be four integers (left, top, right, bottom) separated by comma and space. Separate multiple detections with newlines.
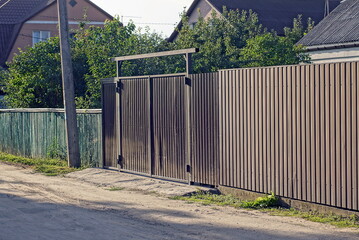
0, 152, 80, 176
240, 193, 278, 209
3, 37, 87, 108
265, 208, 359, 229
106, 186, 125, 191
3, 18, 169, 108
283, 15, 314, 43
4, 38, 62, 107
173, 191, 358, 228
171, 191, 279, 209
47, 138, 67, 160
0, 67, 8, 93
75, 19, 171, 108
3, 13, 312, 108
174, 8, 264, 72
240, 33, 304, 67
171, 190, 243, 207
240, 15, 312, 67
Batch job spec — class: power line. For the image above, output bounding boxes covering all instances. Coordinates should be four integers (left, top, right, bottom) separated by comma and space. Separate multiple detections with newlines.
0, 0, 11, 9
123, 22, 177, 26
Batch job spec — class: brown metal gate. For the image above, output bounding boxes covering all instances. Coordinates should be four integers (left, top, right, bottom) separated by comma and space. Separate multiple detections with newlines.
119, 77, 151, 173
117, 74, 188, 181
152, 75, 187, 180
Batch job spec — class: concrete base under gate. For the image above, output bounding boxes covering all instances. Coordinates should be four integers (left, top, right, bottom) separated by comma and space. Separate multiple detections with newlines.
218, 186, 359, 217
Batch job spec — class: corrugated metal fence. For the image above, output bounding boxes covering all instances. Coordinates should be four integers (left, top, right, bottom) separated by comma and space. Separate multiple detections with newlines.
218, 62, 359, 211
102, 61, 359, 212
102, 73, 220, 185
191, 72, 219, 185
0, 109, 102, 167
102, 81, 118, 168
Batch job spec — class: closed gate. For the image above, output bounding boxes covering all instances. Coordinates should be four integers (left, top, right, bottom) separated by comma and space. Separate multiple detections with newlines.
111, 49, 197, 183
118, 74, 188, 181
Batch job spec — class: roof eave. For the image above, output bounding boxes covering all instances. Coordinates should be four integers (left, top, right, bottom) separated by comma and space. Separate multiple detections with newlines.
304, 41, 359, 51
83, 0, 113, 20
1, 0, 57, 66
2, 0, 113, 66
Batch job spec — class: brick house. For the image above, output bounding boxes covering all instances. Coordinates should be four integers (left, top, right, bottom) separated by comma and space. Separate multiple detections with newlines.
168, 0, 342, 42
0, 0, 112, 67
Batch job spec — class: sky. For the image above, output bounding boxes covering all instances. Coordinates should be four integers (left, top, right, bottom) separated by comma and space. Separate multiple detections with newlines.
90, 0, 194, 37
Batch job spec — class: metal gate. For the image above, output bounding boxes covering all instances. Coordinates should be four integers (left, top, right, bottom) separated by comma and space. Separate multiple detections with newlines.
117, 74, 188, 181
111, 49, 197, 182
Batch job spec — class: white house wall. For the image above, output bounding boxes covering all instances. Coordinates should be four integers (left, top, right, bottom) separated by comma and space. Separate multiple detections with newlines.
309, 47, 359, 64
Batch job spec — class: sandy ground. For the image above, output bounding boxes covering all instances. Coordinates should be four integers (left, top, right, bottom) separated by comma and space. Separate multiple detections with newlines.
0, 163, 358, 240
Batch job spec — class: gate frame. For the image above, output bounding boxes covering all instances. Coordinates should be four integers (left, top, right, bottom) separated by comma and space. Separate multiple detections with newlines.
111, 48, 198, 183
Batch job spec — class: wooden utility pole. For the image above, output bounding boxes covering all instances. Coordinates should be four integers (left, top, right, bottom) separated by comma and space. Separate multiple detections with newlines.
57, 0, 81, 168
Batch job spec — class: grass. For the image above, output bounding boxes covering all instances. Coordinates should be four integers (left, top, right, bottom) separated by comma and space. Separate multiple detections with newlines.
106, 187, 125, 191
263, 208, 359, 229
0, 152, 81, 176
171, 191, 242, 207
170, 190, 278, 209
171, 190, 359, 229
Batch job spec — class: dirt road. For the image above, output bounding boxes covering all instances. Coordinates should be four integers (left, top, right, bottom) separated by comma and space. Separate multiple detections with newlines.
0, 163, 358, 240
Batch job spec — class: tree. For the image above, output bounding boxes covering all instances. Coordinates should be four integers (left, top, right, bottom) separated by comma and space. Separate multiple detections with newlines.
173, 8, 264, 72
75, 19, 171, 108
240, 16, 313, 67
3, 14, 313, 109
3, 37, 87, 108
0, 67, 8, 94
3, 18, 169, 108
4, 38, 63, 108
240, 33, 308, 67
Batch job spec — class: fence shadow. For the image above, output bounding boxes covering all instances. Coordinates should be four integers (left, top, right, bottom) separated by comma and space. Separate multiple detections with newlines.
0, 190, 356, 240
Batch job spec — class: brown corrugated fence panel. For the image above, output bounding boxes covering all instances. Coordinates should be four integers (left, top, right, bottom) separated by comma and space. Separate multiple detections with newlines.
152, 76, 186, 180
190, 72, 219, 186
218, 62, 359, 211
120, 78, 150, 173
103, 61, 359, 211
102, 81, 118, 168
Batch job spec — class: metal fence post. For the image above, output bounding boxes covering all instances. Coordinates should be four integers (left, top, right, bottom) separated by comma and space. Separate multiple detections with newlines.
185, 53, 193, 184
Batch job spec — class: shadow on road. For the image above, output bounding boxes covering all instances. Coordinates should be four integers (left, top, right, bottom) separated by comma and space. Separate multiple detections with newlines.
0, 190, 356, 240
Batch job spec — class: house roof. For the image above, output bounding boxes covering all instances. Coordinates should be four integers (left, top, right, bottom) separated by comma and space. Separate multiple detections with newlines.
0, 0, 55, 24
168, 0, 342, 42
0, 0, 55, 66
297, 0, 359, 50
0, 0, 112, 67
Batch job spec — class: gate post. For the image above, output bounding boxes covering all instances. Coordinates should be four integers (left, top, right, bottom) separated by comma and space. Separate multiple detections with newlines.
147, 76, 154, 176
185, 53, 193, 184
116, 61, 124, 169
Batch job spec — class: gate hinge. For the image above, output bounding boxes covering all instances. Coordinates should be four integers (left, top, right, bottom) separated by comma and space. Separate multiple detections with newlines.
186, 164, 191, 173
185, 77, 191, 86
116, 81, 123, 93
117, 155, 124, 168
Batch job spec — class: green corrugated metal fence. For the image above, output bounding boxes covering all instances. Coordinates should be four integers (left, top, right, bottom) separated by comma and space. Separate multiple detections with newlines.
0, 109, 102, 167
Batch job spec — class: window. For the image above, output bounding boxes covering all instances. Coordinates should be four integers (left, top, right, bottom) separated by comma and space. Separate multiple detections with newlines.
32, 31, 51, 46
